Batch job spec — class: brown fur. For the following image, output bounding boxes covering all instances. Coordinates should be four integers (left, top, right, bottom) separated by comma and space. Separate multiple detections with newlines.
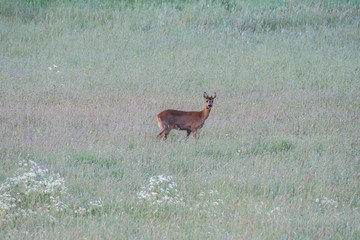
156, 92, 216, 141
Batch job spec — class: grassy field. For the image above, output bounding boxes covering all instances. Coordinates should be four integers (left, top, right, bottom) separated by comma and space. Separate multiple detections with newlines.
0, 0, 359, 239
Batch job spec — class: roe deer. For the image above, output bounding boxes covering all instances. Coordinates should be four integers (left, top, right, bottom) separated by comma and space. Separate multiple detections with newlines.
156, 92, 216, 141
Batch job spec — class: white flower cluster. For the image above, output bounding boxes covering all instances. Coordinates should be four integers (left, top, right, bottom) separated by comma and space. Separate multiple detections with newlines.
74, 206, 88, 215
74, 200, 103, 216
48, 64, 60, 74
193, 190, 224, 210
267, 206, 281, 216
0, 160, 68, 222
137, 175, 183, 206
315, 197, 338, 208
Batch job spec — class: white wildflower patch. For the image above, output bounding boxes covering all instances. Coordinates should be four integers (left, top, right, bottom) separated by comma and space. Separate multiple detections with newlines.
48, 64, 60, 74
0, 160, 68, 222
191, 190, 224, 213
316, 197, 338, 208
254, 201, 265, 215
267, 206, 281, 216
137, 175, 183, 206
74, 200, 103, 216
0, 160, 103, 222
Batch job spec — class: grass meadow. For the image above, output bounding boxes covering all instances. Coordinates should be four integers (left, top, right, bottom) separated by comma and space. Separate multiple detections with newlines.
0, 0, 360, 239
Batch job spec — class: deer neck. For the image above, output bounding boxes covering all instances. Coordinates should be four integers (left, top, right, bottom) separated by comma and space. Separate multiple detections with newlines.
201, 106, 211, 120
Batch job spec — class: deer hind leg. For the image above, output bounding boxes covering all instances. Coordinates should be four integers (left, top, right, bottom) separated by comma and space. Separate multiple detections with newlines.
156, 129, 165, 140
192, 131, 197, 140
156, 116, 166, 140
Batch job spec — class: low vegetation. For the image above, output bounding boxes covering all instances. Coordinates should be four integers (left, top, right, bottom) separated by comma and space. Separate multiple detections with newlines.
0, 0, 359, 238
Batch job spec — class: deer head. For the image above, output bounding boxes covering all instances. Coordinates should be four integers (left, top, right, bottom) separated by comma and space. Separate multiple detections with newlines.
204, 92, 216, 109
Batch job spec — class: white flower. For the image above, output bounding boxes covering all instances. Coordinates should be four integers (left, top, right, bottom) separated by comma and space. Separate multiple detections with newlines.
137, 175, 183, 206
320, 197, 338, 207
267, 207, 281, 216
0, 159, 69, 222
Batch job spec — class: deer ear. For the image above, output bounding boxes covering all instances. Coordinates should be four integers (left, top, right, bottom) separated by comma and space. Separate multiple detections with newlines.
212, 92, 216, 99
203, 92, 209, 98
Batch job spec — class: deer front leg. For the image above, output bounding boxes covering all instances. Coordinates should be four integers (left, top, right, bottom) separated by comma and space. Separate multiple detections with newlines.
185, 130, 191, 142
163, 129, 171, 141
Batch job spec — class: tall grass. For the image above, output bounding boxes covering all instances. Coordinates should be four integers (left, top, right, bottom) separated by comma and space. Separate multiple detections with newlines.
1, 0, 359, 239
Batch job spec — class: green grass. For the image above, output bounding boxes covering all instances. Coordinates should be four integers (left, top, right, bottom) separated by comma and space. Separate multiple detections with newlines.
0, 0, 359, 239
